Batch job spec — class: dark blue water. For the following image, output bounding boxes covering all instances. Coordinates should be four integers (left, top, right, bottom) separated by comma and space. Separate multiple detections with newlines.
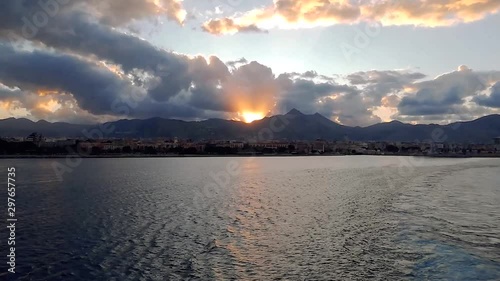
0, 157, 499, 280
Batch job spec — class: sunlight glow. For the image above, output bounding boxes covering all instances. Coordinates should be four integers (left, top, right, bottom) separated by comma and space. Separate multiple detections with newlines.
37, 99, 61, 113
37, 90, 59, 96
239, 111, 266, 123
0, 101, 11, 110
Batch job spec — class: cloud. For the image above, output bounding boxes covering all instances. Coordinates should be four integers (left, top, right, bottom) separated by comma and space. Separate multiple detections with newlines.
0, 5, 281, 118
0, 43, 146, 116
275, 73, 382, 126
0, 5, 277, 121
381, 94, 401, 108
202, 18, 267, 35
227, 58, 249, 69
474, 82, 500, 108
0, 48, 227, 123
0, 82, 118, 124
0, 0, 186, 34
347, 70, 426, 106
1, 1, 500, 126
82, 0, 187, 25
318, 92, 382, 126
1, 9, 202, 103
0, 42, 238, 122
188, 59, 281, 116
202, 0, 500, 34
347, 70, 426, 86
396, 66, 500, 121
1, 38, 499, 125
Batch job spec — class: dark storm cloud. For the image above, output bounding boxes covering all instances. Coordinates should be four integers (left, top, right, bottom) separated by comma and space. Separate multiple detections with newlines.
347, 70, 426, 106
0, 0, 185, 34
0, 44, 226, 122
0, 84, 20, 100
0, 5, 221, 110
275, 74, 381, 126
186, 56, 232, 112
0, 0, 190, 101
0, 43, 145, 115
123, 98, 226, 121
399, 87, 467, 115
474, 82, 500, 108
15, 11, 194, 102
397, 67, 492, 116
316, 92, 382, 126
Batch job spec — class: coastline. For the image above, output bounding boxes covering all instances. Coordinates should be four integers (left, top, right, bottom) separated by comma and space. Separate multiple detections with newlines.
1, 153, 499, 159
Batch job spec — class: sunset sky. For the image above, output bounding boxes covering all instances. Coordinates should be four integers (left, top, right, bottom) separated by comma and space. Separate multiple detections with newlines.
1, 0, 500, 126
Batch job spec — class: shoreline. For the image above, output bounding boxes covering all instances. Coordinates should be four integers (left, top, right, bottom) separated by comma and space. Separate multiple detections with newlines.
1, 154, 499, 159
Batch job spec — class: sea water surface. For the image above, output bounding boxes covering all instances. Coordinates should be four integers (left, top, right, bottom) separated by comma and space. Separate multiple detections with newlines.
0, 156, 499, 280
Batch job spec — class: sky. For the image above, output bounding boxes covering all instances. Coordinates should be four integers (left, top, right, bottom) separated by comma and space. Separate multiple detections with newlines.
1, 0, 500, 126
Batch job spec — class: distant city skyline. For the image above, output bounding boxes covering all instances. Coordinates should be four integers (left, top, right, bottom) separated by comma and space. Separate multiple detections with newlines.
1, 0, 500, 126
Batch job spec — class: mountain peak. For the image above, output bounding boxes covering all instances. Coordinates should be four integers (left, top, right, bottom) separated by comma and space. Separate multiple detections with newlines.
285, 108, 304, 116
313, 112, 331, 120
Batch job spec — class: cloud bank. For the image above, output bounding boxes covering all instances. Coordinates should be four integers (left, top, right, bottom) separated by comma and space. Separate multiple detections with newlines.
202, 0, 500, 34
0, 0, 499, 126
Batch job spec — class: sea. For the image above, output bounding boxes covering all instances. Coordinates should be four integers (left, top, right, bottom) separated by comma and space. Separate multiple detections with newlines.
0, 156, 499, 280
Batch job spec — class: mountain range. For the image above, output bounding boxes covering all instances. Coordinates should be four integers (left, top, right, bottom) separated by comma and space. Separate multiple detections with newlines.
1, 109, 500, 143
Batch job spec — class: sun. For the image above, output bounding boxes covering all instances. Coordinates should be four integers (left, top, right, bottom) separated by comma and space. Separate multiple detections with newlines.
240, 111, 265, 123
